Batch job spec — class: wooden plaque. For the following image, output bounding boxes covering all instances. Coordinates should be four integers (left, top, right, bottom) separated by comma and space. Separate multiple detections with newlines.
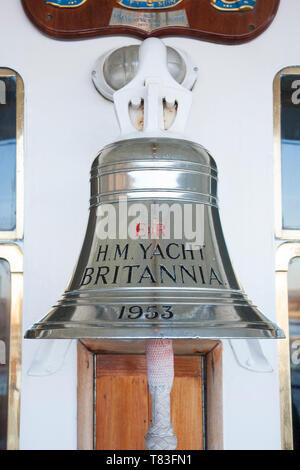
21, 0, 280, 44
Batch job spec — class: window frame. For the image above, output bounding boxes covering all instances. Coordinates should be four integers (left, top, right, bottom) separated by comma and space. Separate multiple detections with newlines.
275, 242, 300, 450
0, 69, 24, 241
274, 66, 300, 239
0, 244, 23, 450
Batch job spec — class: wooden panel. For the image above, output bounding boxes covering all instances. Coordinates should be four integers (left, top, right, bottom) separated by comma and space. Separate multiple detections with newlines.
21, 0, 280, 45
78, 340, 223, 450
96, 354, 202, 377
95, 354, 203, 450
97, 355, 146, 377
171, 377, 203, 450
206, 343, 223, 450
82, 338, 219, 355
96, 375, 149, 450
77, 341, 94, 450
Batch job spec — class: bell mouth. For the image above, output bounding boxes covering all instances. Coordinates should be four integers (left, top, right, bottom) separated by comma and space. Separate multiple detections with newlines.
25, 287, 285, 342
25, 321, 284, 341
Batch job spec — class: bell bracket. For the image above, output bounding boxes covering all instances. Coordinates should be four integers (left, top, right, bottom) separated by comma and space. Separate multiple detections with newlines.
92, 38, 198, 136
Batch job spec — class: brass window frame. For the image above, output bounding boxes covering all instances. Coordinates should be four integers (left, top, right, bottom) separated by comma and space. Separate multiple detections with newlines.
274, 66, 300, 239
0, 69, 24, 241
0, 244, 23, 450
276, 242, 300, 450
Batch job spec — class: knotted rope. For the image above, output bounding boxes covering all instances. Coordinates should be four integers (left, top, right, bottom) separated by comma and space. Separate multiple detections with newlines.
145, 339, 177, 450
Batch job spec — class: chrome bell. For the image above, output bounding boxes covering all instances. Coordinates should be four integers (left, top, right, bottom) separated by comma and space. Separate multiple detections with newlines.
25, 39, 284, 347
25, 136, 283, 342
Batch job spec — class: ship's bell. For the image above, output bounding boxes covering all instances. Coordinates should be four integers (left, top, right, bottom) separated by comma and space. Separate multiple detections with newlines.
25, 136, 283, 342
25, 39, 284, 345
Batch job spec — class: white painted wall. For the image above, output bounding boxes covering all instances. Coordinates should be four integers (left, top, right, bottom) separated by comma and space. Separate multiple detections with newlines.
0, 0, 297, 450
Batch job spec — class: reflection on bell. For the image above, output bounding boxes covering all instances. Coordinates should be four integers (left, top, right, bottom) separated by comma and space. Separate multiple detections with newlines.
25, 138, 284, 344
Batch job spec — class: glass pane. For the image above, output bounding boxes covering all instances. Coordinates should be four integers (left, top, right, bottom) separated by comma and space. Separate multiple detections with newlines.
0, 76, 16, 231
0, 259, 11, 450
288, 257, 300, 449
280, 75, 300, 230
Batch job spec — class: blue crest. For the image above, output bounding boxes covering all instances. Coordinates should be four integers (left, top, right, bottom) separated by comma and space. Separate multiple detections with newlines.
118, 0, 183, 9
45, 0, 87, 7
211, 0, 256, 11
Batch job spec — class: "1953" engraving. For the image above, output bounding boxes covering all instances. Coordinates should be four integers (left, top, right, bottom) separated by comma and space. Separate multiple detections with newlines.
118, 305, 174, 320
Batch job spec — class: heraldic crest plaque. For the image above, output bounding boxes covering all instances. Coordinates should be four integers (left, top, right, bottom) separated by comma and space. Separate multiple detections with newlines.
21, 0, 280, 44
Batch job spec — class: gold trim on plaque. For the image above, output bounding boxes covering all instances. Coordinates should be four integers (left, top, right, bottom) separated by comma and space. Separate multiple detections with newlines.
274, 66, 300, 240
0, 69, 24, 241
275, 242, 300, 450
0, 244, 23, 450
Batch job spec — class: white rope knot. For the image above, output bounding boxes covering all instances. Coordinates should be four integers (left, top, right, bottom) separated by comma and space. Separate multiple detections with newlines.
145, 339, 177, 450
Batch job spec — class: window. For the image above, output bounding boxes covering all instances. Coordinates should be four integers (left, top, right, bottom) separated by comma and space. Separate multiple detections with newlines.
0, 70, 23, 240
274, 68, 300, 449
0, 69, 23, 450
276, 244, 300, 450
288, 257, 300, 448
274, 67, 300, 238
0, 245, 23, 450
0, 259, 11, 450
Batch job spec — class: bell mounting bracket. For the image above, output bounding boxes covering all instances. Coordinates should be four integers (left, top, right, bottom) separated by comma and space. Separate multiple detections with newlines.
92, 38, 198, 136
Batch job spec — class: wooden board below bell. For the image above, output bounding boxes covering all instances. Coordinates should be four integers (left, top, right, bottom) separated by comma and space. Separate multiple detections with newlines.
95, 354, 204, 450
21, 0, 280, 44
77, 340, 223, 450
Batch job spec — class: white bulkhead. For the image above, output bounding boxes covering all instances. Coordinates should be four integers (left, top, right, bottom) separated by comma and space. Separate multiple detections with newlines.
0, 0, 298, 450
